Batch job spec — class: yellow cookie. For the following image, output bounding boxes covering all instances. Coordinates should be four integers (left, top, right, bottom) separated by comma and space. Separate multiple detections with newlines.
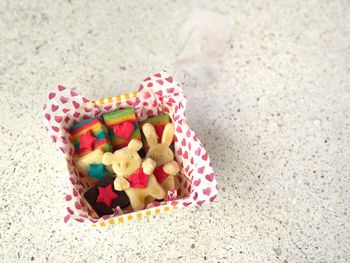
74, 148, 114, 187
142, 123, 179, 196
102, 139, 166, 211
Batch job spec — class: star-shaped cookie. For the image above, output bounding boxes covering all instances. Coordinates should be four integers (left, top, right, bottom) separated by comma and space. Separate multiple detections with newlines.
79, 130, 97, 151
96, 185, 118, 207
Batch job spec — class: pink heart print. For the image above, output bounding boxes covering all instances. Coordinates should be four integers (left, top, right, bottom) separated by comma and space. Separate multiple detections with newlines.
52, 126, 59, 132
67, 207, 74, 215
104, 105, 112, 111
64, 215, 70, 223
210, 195, 217, 202
144, 91, 151, 99
49, 92, 56, 100
54, 116, 62, 123
60, 96, 69, 104
202, 152, 208, 161
193, 179, 201, 186
167, 87, 174, 93
198, 166, 205, 174
51, 104, 59, 112
72, 101, 80, 109
165, 76, 173, 83
196, 200, 205, 206
58, 85, 66, 91
70, 90, 78, 97
195, 147, 201, 156
45, 113, 51, 121
183, 151, 188, 159
202, 187, 212, 196
205, 173, 215, 182
183, 202, 192, 207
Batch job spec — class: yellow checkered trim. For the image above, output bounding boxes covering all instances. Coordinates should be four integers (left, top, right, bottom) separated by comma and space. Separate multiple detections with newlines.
92, 91, 138, 105
91, 205, 177, 227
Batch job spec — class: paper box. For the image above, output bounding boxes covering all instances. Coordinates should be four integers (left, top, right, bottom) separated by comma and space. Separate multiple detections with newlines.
43, 71, 218, 226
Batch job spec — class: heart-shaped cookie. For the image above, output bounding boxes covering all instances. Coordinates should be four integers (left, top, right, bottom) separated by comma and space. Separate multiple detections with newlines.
112, 121, 135, 140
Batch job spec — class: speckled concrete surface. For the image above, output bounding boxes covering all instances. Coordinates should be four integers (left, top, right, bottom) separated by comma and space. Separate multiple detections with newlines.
0, 0, 349, 262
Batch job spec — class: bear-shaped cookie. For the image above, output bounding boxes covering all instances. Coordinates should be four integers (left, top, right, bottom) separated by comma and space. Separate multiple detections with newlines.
142, 123, 180, 195
102, 139, 166, 211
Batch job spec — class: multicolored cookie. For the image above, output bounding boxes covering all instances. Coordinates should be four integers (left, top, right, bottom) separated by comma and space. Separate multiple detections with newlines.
75, 148, 112, 187
139, 114, 171, 151
102, 107, 141, 151
83, 176, 130, 217
69, 116, 112, 157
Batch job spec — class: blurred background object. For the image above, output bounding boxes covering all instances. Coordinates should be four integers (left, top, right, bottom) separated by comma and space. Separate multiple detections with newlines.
175, 9, 232, 82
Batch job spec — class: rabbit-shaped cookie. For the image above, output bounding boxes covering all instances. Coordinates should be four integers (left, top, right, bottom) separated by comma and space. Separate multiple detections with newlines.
102, 139, 166, 211
142, 123, 180, 195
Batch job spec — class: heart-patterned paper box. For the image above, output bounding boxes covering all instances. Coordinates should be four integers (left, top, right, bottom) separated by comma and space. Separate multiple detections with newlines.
43, 70, 218, 227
